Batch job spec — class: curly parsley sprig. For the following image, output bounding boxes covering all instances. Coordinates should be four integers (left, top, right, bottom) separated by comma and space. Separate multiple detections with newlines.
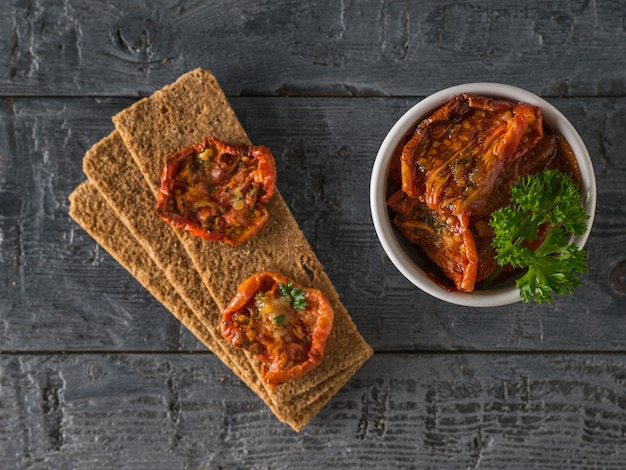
487, 169, 589, 304
278, 281, 309, 310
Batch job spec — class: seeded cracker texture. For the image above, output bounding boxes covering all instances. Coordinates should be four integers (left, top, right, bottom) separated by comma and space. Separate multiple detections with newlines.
111, 69, 373, 414
68, 182, 245, 377
69, 182, 363, 430
78, 68, 371, 430
81, 133, 269, 398
70, 181, 258, 386
80, 130, 360, 422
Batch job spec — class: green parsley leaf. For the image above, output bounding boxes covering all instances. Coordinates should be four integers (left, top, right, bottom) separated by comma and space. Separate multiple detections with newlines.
274, 314, 287, 327
488, 169, 589, 304
278, 281, 309, 311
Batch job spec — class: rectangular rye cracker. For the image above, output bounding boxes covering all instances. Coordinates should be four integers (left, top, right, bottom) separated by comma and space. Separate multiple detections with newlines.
81, 131, 361, 424
69, 181, 364, 431
68, 182, 262, 395
68, 182, 249, 384
112, 68, 372, 424
81, 133, 269, 401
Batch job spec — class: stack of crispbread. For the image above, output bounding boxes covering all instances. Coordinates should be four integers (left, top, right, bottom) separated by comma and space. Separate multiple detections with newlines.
68, 68, 373, 431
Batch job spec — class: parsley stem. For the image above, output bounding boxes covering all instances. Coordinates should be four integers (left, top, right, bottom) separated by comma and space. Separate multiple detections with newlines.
481, 266, 501, 289
481, 236, 524, 290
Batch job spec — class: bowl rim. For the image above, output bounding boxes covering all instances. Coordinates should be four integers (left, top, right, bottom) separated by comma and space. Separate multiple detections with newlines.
370, 82, 597, 307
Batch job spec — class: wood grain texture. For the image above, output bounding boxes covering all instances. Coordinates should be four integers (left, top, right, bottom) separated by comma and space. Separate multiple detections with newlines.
1, 0, 626, 98
1, 96, 625, 353
2, 0, 626, 466
2, 352, 626, 469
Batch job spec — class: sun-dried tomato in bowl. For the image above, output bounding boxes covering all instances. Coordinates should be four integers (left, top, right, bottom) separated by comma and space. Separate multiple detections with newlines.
388, 93, 582, 293
156, 137, 276, 245
221, 272, 334, 388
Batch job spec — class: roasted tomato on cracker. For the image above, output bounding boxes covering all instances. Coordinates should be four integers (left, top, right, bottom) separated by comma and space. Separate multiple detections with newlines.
221, 271, 334, 388
156, 137, 276, 245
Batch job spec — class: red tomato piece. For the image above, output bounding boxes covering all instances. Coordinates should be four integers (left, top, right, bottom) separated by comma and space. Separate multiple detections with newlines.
389, 94, 545, 292
221, 272, 334, 388
400, 93, 544, 219
156, 137, 276, 245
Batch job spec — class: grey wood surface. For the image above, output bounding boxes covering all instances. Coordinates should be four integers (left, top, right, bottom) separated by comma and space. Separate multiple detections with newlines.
3, 353, 626, 469
1, 0, 626, 468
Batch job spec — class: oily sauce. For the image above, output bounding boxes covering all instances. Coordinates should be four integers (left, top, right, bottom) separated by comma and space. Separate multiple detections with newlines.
387, 94, 582, 292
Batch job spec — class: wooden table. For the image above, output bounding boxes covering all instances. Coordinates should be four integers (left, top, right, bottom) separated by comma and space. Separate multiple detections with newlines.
2, 1, 626, 468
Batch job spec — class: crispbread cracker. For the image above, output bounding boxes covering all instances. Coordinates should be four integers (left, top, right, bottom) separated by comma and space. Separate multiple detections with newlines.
81, 130, 354, 415
112, 69, 372, 416
68, 182, 265, 400
81, 131, 265, 392
68, 181, 362, 430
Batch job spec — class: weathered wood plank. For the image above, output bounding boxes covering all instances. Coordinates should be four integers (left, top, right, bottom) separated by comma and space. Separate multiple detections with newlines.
1, 352, 626, 469
237, 96, 626, 352
1, 0, 626, 98
2, 0, 624, 466
1, 95, 625, 353
0, 96, 206, 352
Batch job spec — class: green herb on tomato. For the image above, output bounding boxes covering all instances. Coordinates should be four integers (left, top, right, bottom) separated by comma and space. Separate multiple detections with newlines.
487, 169, 589, 304
274, 314, 287, 327
278, 281, 309, 311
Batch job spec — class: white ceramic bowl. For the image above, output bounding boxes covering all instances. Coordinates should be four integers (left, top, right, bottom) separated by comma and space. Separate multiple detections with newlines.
370, 83, 596, 307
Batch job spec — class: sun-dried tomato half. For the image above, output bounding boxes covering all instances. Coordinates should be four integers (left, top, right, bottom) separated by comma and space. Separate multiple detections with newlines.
400, 93, 544, 218
156, 137, 276, 246
390, 93, 545, 292
387, 190, 481, 292
221, 272, 334, 388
